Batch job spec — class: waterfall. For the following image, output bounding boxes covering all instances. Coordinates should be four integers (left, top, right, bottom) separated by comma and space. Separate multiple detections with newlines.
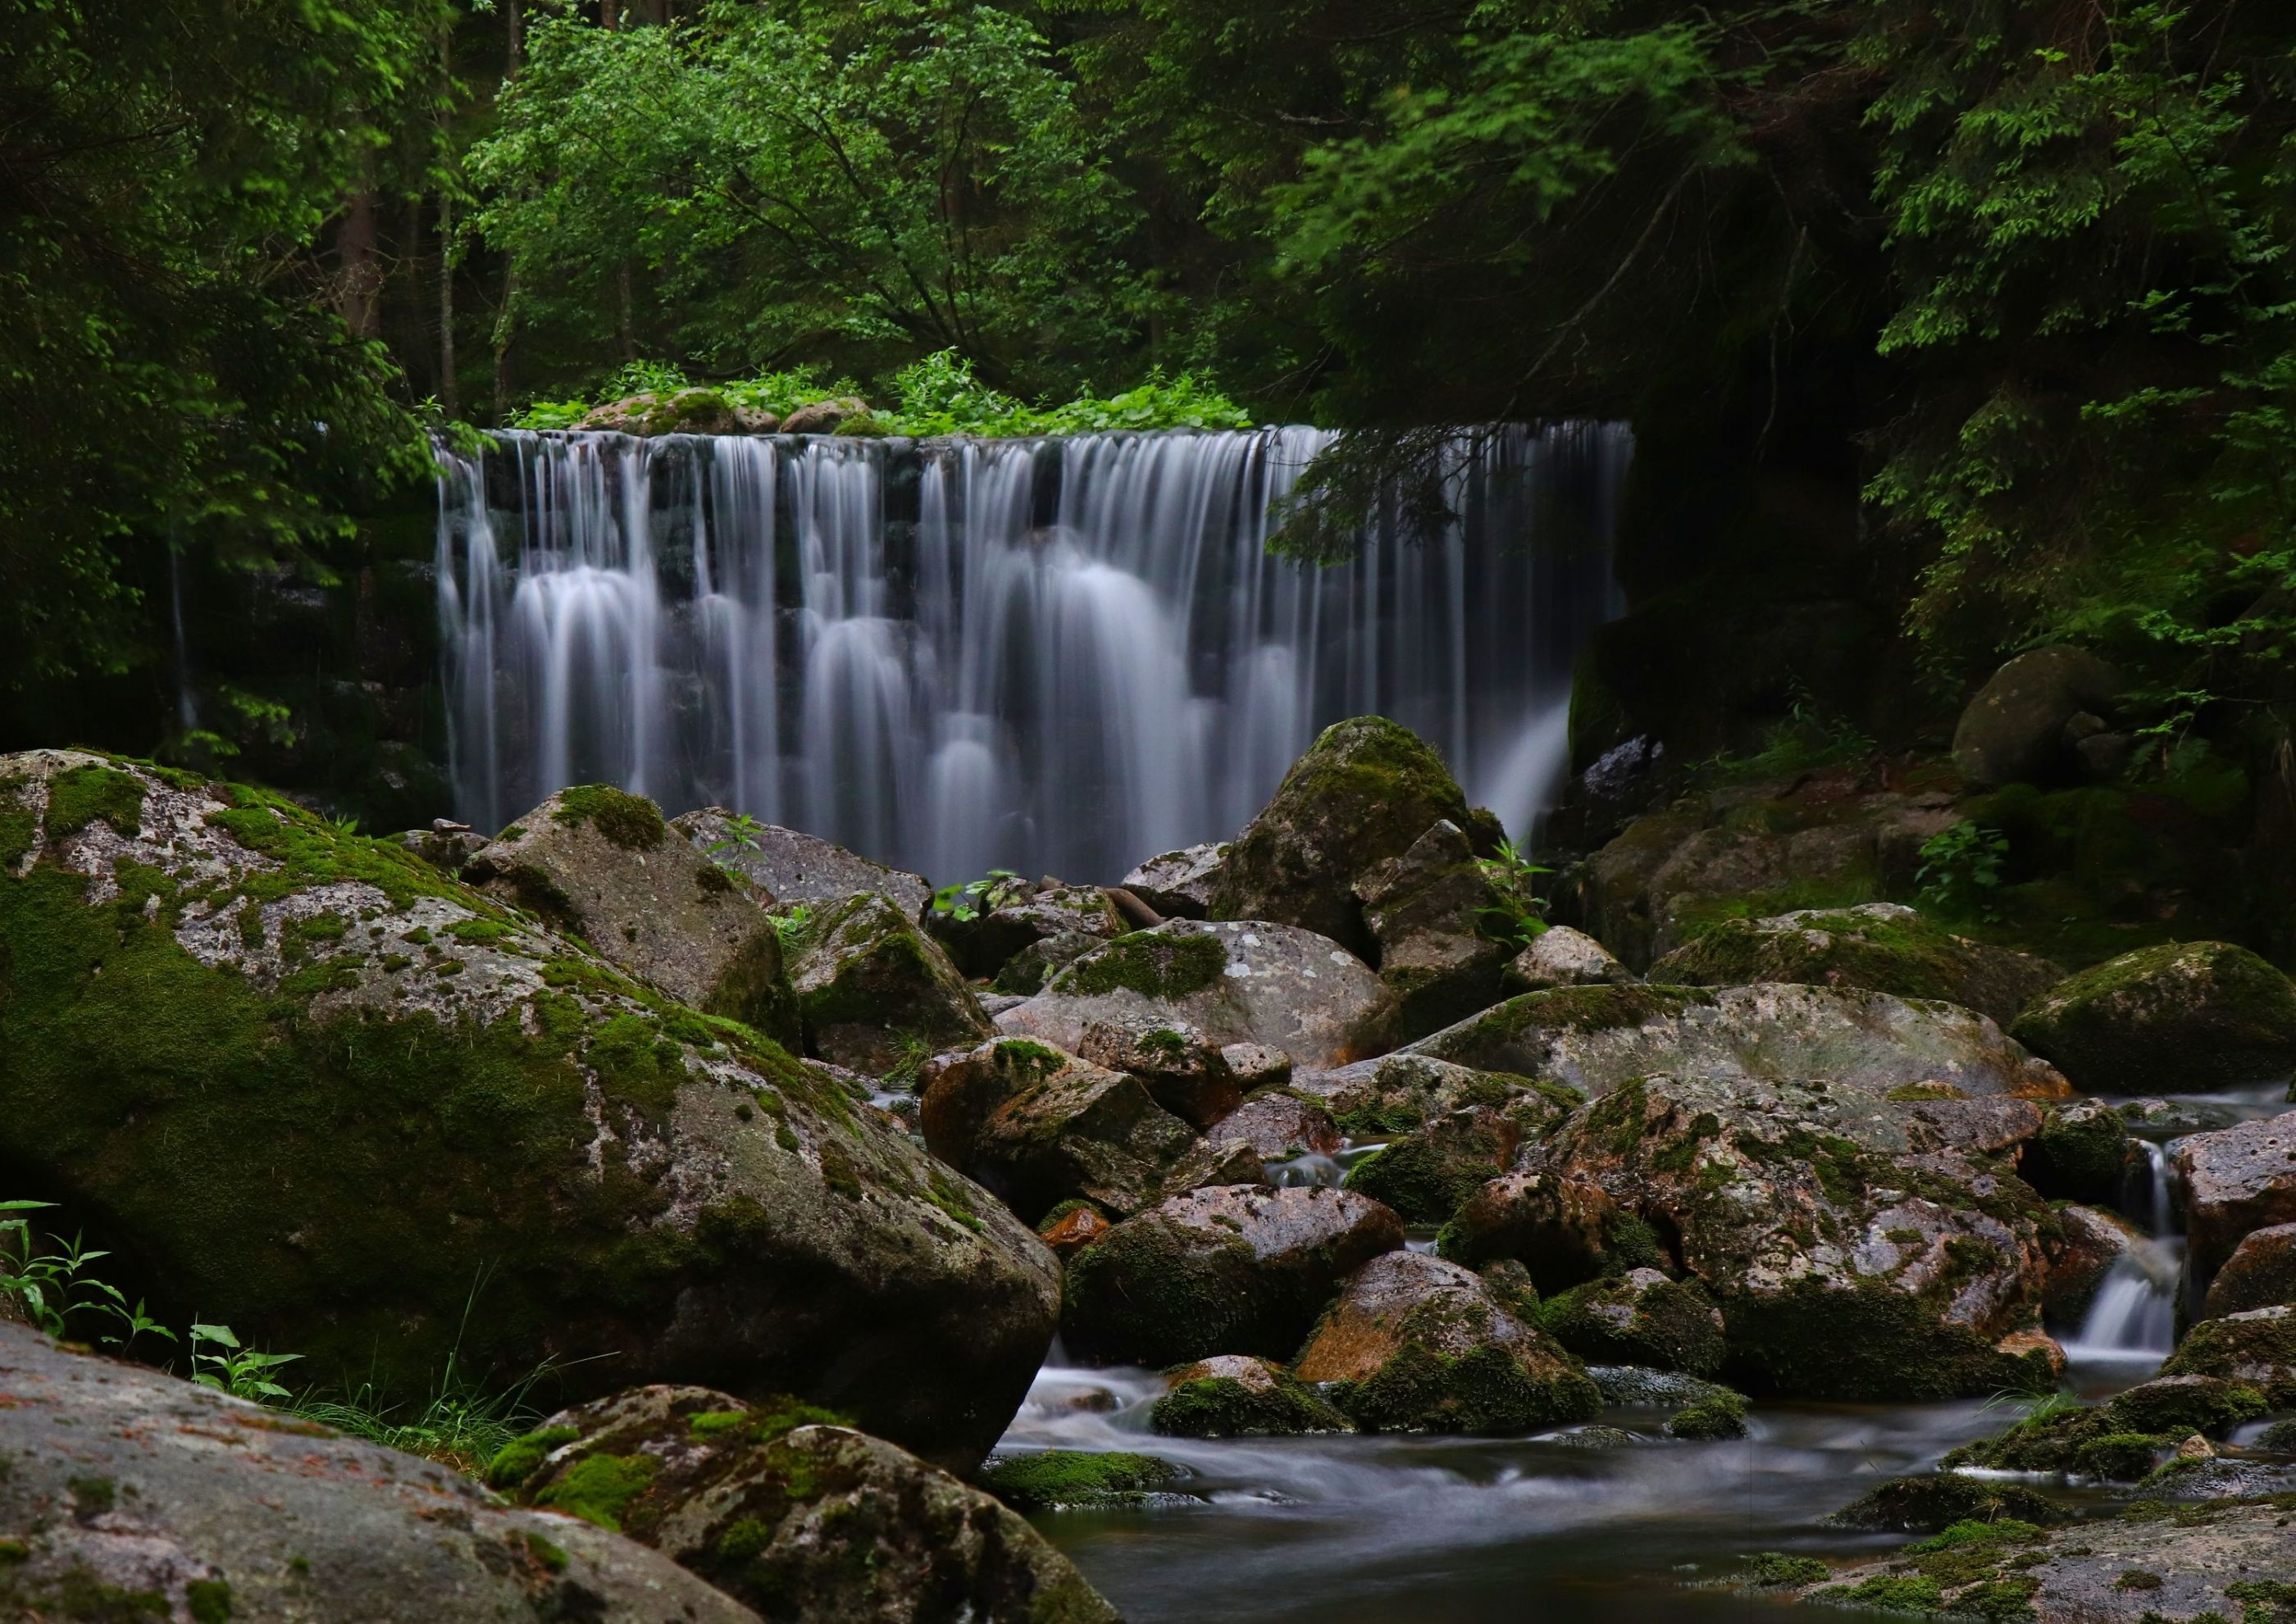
435, 425, 1629, 881
2066, 1139, 2182, 1365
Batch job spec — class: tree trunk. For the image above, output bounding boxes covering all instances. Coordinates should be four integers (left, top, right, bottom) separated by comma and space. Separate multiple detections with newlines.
439, 190, 460, 421
601, 0, 619, 28
505, 0, 520, 73
492, 269, 518, 427
339, 180, 383, 341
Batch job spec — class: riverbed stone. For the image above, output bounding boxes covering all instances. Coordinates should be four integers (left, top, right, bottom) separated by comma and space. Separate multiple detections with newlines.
997, 918, 1396, 1071
1504, 926, 1636, 992
1075, 1015, 1246, 1127
1150, 1355, 1352, 1438
0, 750, 1055, 1469
1121, 843, 1226, 918
493, 1383, 1119, 1623
1210, 716, 1503, 961
2020, 1099, 2135, 1207
673, 807, 932, 918
2011, 939, 2296, 1093
2161, 1304, 2296, 1404
1442, 1071, 2061, 1400
1292, 1052, 1580, 1139
2039, 1203, 2145, 1321
1647, 903, 2061, 1026
1407, 981, 2072, 1103
1292, 1251, 1601, 1434
1943, 1375, 2267, 1477
1356, 818, 1513, 1039
464, 785, 797, 1042
1828, 1473, 2068, 1532
0, 1325, 755, 1624
786, 889, 992, 1076
1538, 1267, 1727, 1376
932, 880, 1128, 980
1200, 1090, 1342, 1159
1951, 644, 2125, 788
1062, 1185, 1406, 1367
2171, 1108, 2296, 1281
1342, 1105, 1535, 1224
2203, 1221, 2296, 1318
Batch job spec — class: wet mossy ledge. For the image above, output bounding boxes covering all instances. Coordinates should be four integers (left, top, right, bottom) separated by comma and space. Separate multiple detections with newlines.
0, 748, 1056, 1470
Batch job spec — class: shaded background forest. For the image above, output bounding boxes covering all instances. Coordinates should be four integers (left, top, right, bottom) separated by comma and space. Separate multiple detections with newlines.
7, 0, 2296, 933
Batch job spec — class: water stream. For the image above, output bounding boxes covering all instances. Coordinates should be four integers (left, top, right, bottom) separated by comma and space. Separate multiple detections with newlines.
433, 425, 1628, 880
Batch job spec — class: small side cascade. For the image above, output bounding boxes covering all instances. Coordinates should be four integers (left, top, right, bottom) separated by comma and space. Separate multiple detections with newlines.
2065, 1137, 2182, 1366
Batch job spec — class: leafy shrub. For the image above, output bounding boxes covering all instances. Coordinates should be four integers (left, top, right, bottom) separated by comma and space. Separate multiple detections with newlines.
1916, 823, 2010, 921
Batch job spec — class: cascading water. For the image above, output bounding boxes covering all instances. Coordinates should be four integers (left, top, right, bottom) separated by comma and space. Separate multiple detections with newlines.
435, 425, 1629, 880
2066, 1138, 2181, 1367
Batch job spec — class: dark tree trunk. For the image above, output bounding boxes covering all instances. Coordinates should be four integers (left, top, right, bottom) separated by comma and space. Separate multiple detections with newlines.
339, 180, 382, 341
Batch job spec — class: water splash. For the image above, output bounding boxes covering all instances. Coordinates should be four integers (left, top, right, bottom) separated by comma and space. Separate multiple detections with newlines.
435, 425, 1629, 879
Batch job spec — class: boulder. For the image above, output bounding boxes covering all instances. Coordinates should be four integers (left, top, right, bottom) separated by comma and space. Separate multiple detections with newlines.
976, 1452, 1187, 1512
1943, 1375, 2266, 1477
997, 919, 1395, 1071
1150, 1355, 1352, 1438
2018, 1099, 2136, 1207
1121, 843, 1226, 918
2161, 1304, 2296, 1404
1157, 1134, 1272, 1195
1951, 645, 2124, 788
2011, 940, 2296, 1094
2202, 1221, 2296, 1318
0, 1325, 753, 1624
932, 880, 1127, 981
580, 387, 763, 437
1292, 1052, 1579, 1139
1075, 1016, 1246, 1128
1210, 1091, 1343, 1161
1647, 903, 2061, 1026
672, 808, 932, 918
1062, 1185, 1405, 1367
1503, 926, 1636, 993
399, 824, 488, 872
1408, 981, 2071, 1103
1355, 819, 1512, 1039
1210, 716, 1502, 960
786, 890, 992, 1075
491, 1384, 1118, 1623
2039, 1203, 2145, 1321
917, 1039, 1196, 1224
0, 750, 1054, 1468
990, 930, 1109, 996
1829, 1473, 2068, 1533
1442, 1072, 2062, 1400
778, 395, 873, 435
2171, 1108, 2296, 1281
1223, 1041, 1294, 1091
1538, 1267, 1727, 1376
1342, 1106, 1536, 1224
463, 785, 796, 1042
1292, 1251, 1601, 1434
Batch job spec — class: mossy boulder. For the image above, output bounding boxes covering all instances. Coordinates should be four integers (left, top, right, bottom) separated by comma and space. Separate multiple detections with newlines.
0, 749, 1055, 1469
1539, 1267, 1727, 1376
2203, 1222, 2296, 1318
491, 1383, 1119, 1622
579, 387, 774, 435
1062, 1185, 1405, 1367
931, 880, 1127, 981
786, 889, 991, 1076
977, 1450, 1186, 1511
1406, 981, 2072, 1103
672, 807, 932, 917
1292, 1052, 1580, 1140
1074, 1015, 1247, 1128
2020, 1099, 2136, 1207
2039, 1203, 2146, 1321
1951, 645, 2124, 789
916, 1037, 1197, 1223
1210, 716, 1502, 961
1150, 1355, 1352, 1438
2011, 939, 2296, 1094
463, 785, 797, 1045
1442, 1071, 2064, 1401
1355, 819, 1514, 1040
1647, 903, 2061, 1026
1121, 842, 1226, 918
1829, 1474, 2069, 1533
0, 1326, 751, 1624
2161, 1304, 2296, 1405
1342, 1106, 1535, 1225
1504, 926, 1637, 993
2171, 1108, 2296, 1280
1664, 1387, 1749, 1440
1292, 1251, 1601, 1434
1000, 919, 1395, 1071
1943, 1376, 2266, 1478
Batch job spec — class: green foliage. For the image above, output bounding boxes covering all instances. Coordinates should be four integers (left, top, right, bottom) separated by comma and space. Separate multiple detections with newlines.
930, 869, 1028, 924
189, 1321, 302, 1403
1917, 823, 2011, 922
0, 1201, 174, 1352
1474, 839, 1552, 951
1743, 1551, 1829, 1588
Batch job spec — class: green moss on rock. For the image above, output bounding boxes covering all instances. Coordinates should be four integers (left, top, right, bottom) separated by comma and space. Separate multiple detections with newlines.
977, 1450, 1181, 1510
550, 783, 667, 851
1054, 930, 1228, 1000
43, 765, 147, 840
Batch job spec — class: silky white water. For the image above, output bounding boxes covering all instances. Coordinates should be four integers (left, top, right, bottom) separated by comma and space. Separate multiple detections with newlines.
435, 425, 1628, 880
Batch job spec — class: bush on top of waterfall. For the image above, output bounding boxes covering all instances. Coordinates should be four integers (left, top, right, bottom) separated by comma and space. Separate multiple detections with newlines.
511, 350, 1255, 438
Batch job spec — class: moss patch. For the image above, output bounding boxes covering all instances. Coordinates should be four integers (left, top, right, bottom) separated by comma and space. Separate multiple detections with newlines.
44, 765, 147, 840
534, 1450, 662, 1531
977, 1450, 1180, 1510
1055, 930, 1228, 1000
550, 784, 667, 851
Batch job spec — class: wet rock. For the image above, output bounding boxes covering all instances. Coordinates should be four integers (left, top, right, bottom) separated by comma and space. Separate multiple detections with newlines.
977, 1452, 1189, 1512
2161, 1305, 2296, 1404
1150, 1355, 1352, 1438
786, 889, 992, 1076
2011, 940, 2296, 1094
1943, 1376, 2267, 1477
1205, 1091, 1343, 1162
1292, 1251, 1601, 1435
1504, 926, 1636, 993
998, 919, 1396, 1071
2203, 1221, 2296, 1317
1539, 1267, 1727, 1376
1210, 716, 1503, 961
1342, 1106, 1535, 1224
1443, 1072, 2061, 1401
2171, 1108, 2296, 1279
917, 1038, 1195, 1222
1583, 1366, 1737, 1408
1121, 843, 1227, 919
1647, 903, 2061, 1026
464, 785, 796, 1041
991, 930, 1112, 996
1951, 645, 2124, 788
1409, 981, 2071, 1103
1036, 1200, 1114, 1258
933, 880, 1128, 981
399, 824, 488, 872
1828, 1474, 2068, 1532
1158, 1135, 1271, 1195
2020, 1099, 2136, 1208
1663, 1388, 1748, 1440
1075, 1016, 1246, 1128
1223, 1041, 1294, 1091
1062, 1185, 1405, 1367
1355, 819, 1512, 1039
1292, 1052, 1579, 1140
493, 1383, 1119, 1623
0, 1325, 753, 1624
2039, 1203, 2145, 1321
673, 807, 932, 917
0, 752, 1055, 1470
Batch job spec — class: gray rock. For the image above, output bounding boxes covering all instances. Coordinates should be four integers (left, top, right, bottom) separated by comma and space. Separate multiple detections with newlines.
779, 396, 872, 435
1120, 843, 1227, 919
2040, 1203, 2146, 1321
673, 807, 931, 918
494, 1383, 1120, 1623
2011, 939, 2296, 1094
786, 890, 992, 1076
934, 880, 1127, 981
2173, 1108, 2296, 1280
1355, 819, 1513, 1039
1583, 1366, 1736, 1408
0, 1324, 755, 1624
1210, 1091, 1343, 1160
1221, 1041, 1294, 1092
1076, 1015, 1246, 1128
1291, 1052, 1576, 1138
1504, 926, 1637, 992
464, 785, 795, 1041
998, 919, 1396, 1071
399, 825, 488, 872
2203, 1221, 2296, 1317
1951, 645, 2124, 787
